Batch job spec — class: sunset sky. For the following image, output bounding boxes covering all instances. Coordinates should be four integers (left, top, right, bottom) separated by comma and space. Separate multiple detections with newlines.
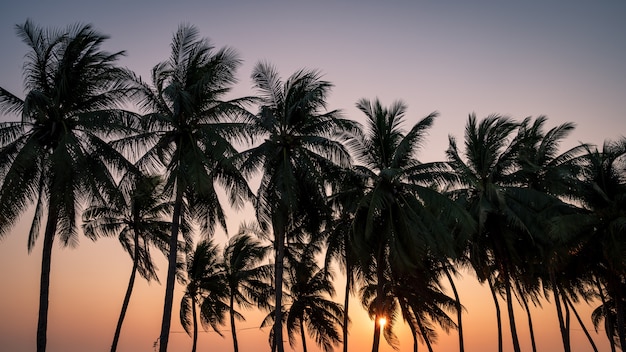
1, 1, 625, 351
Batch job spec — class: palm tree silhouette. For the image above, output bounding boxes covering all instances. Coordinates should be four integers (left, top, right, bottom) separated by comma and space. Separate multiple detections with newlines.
238, 61, 355, 352
82, 174, 187, 352
0, 20, 134, 352
264, 240, 344, 352
179, 239, 228, 352
124, 24, 254, 351
222, 231, 273, 352
346, 98, 469, 352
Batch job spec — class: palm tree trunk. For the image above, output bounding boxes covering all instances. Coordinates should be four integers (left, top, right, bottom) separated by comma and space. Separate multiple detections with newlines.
111, 230, 140, 352
564, 294, 598, 352
274, 224, 286, 352
415, 316, 434, 352
300, 319, 308, 352
371, 247, 385, 352
504, 275, 522, 352
342, 252, 351, 352
371, 317, 381, 352
230, 294, 239, 352
518, 287, 537, 352
444, 266, 464, 352
191, 296, 198, 352
410, 322, 418, 352
159, 188, 184, 352
595, 278, 616, 352
607, 275, 626, 351
37, 208, 58, 352
551, 272, 570, 352
488, 277, 503, 352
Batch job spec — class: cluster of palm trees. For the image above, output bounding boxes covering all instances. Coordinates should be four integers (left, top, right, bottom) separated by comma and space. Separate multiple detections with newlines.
1, 20, 625, 352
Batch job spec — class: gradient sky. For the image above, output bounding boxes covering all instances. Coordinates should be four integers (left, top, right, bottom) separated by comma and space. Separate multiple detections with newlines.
1, 1, 625, 351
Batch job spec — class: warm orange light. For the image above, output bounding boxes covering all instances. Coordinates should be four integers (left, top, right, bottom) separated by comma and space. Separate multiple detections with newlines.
378, 317, 387, 327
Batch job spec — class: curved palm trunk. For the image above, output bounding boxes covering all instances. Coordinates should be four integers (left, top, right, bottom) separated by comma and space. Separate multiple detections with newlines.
608, 275, 626, 351
230, 294, 239, 352
273, 224, 286, 352
595, 278, 617, 352
37, 208, 59, 352
191, 296, 198, 352
518, 289, 537, 352
159, 188, 184, 352
410, 322, 418, 352
444, 267, 464, 352
488, 278, 503, 352
504, 275, 522, 352
342, 253, 351, 352
300, 319, 308, 352
551, 272, 571, 352
564, 294, 598, 352
371, 248, 385, 352
415, 316, 434, 352
111, 231, 140, 352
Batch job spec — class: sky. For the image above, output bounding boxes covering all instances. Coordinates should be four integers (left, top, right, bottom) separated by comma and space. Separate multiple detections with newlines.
0, 0, 625, 351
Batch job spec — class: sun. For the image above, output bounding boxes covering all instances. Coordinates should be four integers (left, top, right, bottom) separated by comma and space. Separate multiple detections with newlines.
378, 317, 387, 327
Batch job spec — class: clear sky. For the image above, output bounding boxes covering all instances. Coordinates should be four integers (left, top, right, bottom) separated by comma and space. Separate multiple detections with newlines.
0, 1, 624, 351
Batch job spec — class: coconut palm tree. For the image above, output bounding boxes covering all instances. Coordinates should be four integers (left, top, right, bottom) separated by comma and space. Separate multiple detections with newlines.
263, 240, 344, 352
446, 114, 529, 352
237, 61, 355, 352
346, 98, 471, 352
123, 24, 254, 351
566, 139, 626, 349
222, 231, 273, 352
82, 174, 187, 352
179, 239, 228, 352
0, 20, 134, 352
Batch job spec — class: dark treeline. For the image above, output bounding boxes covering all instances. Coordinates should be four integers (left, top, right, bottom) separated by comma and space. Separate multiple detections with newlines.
0, 21, 624, 352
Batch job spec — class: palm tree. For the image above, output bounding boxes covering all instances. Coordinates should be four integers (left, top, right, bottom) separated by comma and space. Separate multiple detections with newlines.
511, 115, 589, 352
222, 231, 273, 352
82, 174, 184, 352
0, 20, 134, 352
446, 114, 529, 352
264, 240, 344, 352
346, 98, 471, 352
124, 24, 254, 351
568, 139, 626, 349
238, 61, 355, 352
179, 239, 229, 352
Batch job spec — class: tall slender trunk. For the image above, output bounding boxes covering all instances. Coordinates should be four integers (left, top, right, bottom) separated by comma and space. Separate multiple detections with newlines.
273, 224, 286, 352
342, 257, 351, 352
551, 272, 570, 352
564, 294, 598, 352
518, 288, 537, 352
595, 278, 616, 352
159, 188, 183, 352
415, 316, 434, 352
300, 319, 308, 352
488, 278, 503, 352
409, 320, 418, 352
609, 275, 626, 351
111, 228, 140, 352
504, 274, 521, 352
444, 266, 464, 352
371, 317, 381, 352
37, 208, 58, 352
371, 247, 385, 352
230, 294, 239, 352
191, 296, 198, 352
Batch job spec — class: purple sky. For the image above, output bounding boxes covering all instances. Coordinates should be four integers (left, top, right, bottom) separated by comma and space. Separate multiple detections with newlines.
0, 1, 625, 351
